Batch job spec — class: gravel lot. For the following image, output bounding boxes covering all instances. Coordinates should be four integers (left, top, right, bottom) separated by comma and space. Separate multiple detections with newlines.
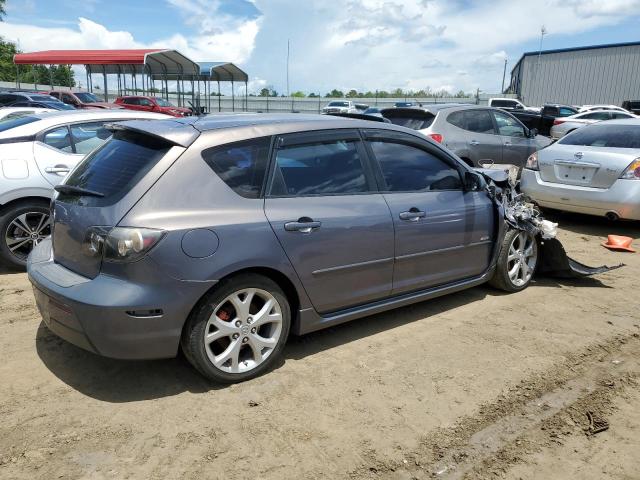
1, 211, 638, 480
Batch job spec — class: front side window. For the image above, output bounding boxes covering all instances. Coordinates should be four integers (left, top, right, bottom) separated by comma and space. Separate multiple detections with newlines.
71, 122, 112, 155
493, 111, 526, 137
270, 140, 368, 196
369, 141, 462, 192
448, 110, 495, 134
43, 126, 73, 153
202, 137, 271, 198
0, 94, 18, 105
139, 98, 154, 107
61, 94, 75, 104
123, 98, 138, 105
612, 112, 632, 119
558, 107, 577, 117
492, 100, 516, 108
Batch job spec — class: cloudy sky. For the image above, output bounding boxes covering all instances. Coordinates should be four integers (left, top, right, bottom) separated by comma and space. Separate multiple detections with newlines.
2, 0, 640, 95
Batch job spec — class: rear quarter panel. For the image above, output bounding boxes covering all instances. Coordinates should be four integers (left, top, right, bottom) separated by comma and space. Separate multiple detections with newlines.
120, 130, 313, 309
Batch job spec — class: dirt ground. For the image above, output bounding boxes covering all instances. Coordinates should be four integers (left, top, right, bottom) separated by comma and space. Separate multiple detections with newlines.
1, 211, 639, 480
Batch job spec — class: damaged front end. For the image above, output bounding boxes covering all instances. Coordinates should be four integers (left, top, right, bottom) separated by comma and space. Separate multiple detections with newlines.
475, 166, 623, 279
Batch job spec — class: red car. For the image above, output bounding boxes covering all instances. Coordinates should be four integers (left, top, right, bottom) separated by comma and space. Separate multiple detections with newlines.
114, 96, 192, 117
48, 91, 122, 109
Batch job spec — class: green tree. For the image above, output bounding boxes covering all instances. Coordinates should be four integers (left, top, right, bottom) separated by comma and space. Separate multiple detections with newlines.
0, 0, 6, 20
291, 90, 306, 98
345, 89, 358, 98
0, 37, 18, 82
308, 92, 318, 98
325, 89, 344, 98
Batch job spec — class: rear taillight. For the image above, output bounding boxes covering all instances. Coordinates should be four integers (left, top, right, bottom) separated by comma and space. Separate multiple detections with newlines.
553, 119, 565, 125
526, 151, 539, 170
620, 158, 640, 180
429, 133, 443, 143
83, 226, 165, 262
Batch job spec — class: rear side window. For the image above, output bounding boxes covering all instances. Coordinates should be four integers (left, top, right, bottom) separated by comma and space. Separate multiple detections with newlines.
202, 137, 271, 198
447, 110, 495, 134
369, 141, 462, 192
559, 124, 640, 148
580, 112, 610, 120
270, 140, 369, 196
59, 130, 171, 206
44, 127, 73, 152
0, 115, 40, 132
491, 100, 516, 108
558, 107, 577, 117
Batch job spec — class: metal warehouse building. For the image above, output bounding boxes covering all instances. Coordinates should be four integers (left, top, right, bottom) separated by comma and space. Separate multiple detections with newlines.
508, 41, 640, 107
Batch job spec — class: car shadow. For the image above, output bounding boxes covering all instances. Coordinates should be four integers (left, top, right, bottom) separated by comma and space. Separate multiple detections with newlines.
36, 287, 491, 402
35, 268, 617, 402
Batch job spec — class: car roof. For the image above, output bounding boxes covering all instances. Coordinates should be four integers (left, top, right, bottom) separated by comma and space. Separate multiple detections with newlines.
382, 104, 487, 115
585, 118, 640, 126
573, 110, 634, 117
0, 110, 171, 138
112, 113, 423, 147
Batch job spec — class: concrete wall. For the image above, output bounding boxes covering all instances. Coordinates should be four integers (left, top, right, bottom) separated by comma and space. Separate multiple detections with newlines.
515, 44, 640, 107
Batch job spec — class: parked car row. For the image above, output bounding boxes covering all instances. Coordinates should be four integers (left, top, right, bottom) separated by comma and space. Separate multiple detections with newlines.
0, 90, 194, 117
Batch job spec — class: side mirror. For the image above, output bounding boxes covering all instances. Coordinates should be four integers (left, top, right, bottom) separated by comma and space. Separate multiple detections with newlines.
528, 128, 538, 138
463, 170, 483, 191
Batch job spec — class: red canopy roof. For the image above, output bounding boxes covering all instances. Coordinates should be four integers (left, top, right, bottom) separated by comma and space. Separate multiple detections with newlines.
13, 49, 201, 76
14, 49, 163, 65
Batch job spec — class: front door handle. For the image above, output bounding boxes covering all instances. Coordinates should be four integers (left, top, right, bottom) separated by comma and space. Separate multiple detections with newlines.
45, 165, 70, 175
399, 208, 426, 221
504, 141, 513, 147
284, 217, 322, 233
469, 140, 480, 146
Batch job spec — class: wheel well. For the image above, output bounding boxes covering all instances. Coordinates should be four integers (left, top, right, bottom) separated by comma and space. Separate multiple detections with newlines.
0, 196, 51, 215
186, 266, 302, 332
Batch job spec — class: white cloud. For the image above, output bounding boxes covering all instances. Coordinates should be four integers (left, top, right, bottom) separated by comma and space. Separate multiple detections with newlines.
1, 0, 640, 96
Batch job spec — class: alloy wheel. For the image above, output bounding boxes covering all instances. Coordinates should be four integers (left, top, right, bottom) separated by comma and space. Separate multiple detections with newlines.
507, 231, 537, 287
4, 211, 51, 261
204, 288, 283, 374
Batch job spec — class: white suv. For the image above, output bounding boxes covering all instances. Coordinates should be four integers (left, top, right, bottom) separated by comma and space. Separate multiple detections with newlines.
0, 109, 170, 268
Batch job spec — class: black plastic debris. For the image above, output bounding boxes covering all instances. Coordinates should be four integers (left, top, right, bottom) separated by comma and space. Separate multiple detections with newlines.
538, 238, 624, 278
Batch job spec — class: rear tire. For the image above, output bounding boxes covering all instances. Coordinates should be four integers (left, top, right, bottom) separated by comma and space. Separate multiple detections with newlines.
181, 274, 291, 383
0, 200, 51, 270
489, 229, 539, 292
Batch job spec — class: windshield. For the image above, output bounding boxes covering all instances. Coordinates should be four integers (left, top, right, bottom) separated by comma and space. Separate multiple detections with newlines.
328, 102, 349, 107
0, 115, 40, 133
559, 124, 640, 148
155, 98, 174, 107
74, 92, 99, 103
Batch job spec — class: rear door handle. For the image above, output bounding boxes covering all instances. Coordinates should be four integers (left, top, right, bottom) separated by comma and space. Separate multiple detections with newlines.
504, 141, 513, 146
284, 217, 321, 233
399, 208, 426, 221
44, 165, 70, 175
469, 140, 480, 146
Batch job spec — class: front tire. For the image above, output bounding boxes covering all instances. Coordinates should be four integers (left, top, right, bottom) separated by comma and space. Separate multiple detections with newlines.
181, 274, 291, 383
489, 229, 539, 292
0, 200, 51, 270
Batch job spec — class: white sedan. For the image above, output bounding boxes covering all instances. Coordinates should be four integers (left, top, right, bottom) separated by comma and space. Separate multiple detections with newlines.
550, 109, 636, 140
0, 109, 171, 268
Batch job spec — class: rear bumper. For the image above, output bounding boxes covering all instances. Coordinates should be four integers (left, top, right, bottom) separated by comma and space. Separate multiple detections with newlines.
27, 238, 216, 360
521, 169, 640, 220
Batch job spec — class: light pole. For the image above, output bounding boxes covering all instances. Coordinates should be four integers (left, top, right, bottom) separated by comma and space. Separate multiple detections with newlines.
501, 57, 508, 93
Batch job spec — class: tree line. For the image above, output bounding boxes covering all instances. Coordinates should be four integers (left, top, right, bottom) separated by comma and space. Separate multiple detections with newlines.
257, 87, 472, 98
0, 3, 76, 88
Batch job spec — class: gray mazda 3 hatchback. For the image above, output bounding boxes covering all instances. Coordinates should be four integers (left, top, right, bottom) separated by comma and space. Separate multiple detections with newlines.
28, 114, 537, 383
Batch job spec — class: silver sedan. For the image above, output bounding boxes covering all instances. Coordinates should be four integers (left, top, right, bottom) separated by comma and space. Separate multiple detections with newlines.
550, 109, 636, 139
521, 119, 640, 221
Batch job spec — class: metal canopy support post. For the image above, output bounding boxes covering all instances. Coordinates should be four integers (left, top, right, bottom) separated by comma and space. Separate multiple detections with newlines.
49, 65, 53, 89
245, 81, 248, 112
231, 82, 235, 112
191, 76, 195, 108
102, 65, 108, 101
16, 64, 20, 89
218, 80, 221, 112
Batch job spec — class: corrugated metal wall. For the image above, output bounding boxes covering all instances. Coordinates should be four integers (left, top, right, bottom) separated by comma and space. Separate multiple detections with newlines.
517, 44, 640, 106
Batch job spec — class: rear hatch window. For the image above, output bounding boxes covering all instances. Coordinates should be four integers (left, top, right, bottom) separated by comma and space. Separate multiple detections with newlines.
559, 124, 640, 148
53, 130, 174, 278
382, 109, 435, 130
58, 130, 172, 207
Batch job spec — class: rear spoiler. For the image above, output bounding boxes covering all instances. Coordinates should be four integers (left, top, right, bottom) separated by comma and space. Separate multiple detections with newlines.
326, 112, 390, 123
105, 119, 200, 148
